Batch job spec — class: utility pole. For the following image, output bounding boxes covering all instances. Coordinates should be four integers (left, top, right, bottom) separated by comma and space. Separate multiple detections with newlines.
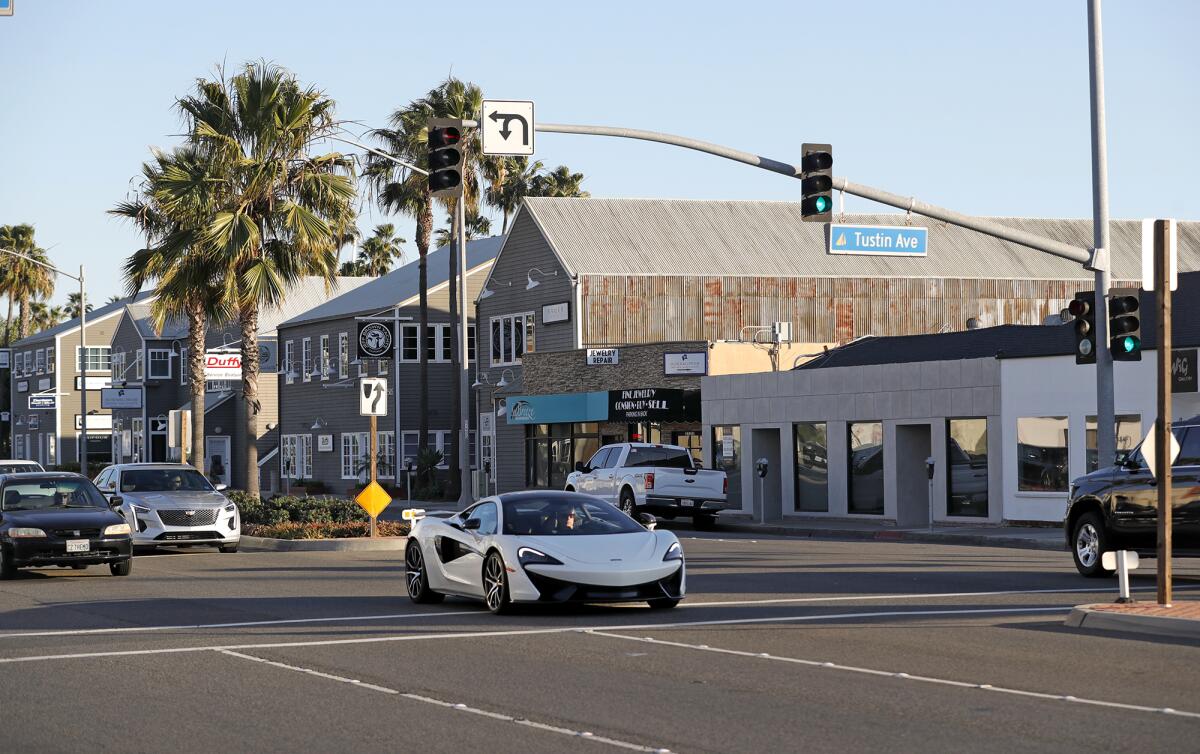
79, 265, 88, 475
1154, 219, 1175, 606
1088, 0, 1116, 473
456, 198, 472, 506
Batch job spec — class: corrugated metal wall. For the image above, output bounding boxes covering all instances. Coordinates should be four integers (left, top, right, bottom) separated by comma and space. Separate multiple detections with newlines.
581, 275, 1139, 346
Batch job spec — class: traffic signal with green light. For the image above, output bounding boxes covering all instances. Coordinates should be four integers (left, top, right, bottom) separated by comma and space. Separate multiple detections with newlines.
1108, 288, 1142, 361
800, 143, 833, 223
1069, 291, 1096, 365
427, 118, 464, 198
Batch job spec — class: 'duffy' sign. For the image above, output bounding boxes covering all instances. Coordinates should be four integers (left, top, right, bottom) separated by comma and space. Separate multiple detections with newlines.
204, 351, 242, 380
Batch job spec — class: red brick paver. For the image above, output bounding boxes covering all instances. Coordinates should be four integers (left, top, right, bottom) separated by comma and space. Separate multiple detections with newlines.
1088, 600, 1200, 619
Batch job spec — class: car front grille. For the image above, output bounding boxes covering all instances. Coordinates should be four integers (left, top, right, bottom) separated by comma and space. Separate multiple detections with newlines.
157, 508, 219, 527
155, 531, 221, 542
51, 528, 102, 538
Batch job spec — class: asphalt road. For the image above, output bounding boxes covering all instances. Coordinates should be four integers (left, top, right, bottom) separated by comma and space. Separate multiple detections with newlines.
1, 535, 1198, 754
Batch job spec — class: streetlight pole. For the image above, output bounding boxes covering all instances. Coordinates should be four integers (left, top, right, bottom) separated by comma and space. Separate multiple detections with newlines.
0, 247, 87, 472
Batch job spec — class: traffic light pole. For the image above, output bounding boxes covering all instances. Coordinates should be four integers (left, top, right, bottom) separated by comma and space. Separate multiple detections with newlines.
1087, 0, 1116, 479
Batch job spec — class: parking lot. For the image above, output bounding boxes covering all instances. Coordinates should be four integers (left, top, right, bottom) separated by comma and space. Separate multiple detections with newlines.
2, 535, 1198, 753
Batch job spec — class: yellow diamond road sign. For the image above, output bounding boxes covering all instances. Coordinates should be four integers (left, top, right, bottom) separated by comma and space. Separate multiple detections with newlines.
355, 481, 392, 518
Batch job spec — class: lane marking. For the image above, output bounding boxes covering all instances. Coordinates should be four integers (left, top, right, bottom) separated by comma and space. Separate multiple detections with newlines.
0, 605, 1071, 665
0, 609, 477, 640
217, 649, 670, 752
584, 631, 1200, 720
680, 583, 1200, 608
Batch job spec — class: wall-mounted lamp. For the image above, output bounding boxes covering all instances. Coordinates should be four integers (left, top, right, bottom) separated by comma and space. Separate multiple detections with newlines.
478, 284, 494, 300
311, 417, 327, 430
526, 267, 558, 291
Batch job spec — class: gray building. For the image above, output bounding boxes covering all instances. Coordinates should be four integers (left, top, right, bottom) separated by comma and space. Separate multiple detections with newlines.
475, 198, 1191, 495
275, 237, 502, 497
8, 292, 152, 470
105, 277, 369, 492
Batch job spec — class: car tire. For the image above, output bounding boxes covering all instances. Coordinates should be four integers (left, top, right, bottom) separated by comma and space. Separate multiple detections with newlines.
0, 551, 16, 580
70, 564, 87, 570
618, 488, 637, 516
405, 541, 444, 604
109, 559, 132, 577
1072, 512, 1109, 578
219, 544, 239, 553
483, 551, 512, 615
648, 598, 680, 609
693, 514, 717, 531
564, 486, 575, 492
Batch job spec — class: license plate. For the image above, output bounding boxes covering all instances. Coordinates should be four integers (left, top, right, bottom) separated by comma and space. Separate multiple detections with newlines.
680, 499, 695, 507
66, 539, 89, 553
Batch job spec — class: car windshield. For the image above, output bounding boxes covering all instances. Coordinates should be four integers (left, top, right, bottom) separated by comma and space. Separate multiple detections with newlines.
502, 495, 645, 536
1, 479, 109, 511
121, 469, 214, 493
0, 463, 42, 474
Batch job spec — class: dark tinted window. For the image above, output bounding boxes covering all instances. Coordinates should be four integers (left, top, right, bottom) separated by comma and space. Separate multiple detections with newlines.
1, 478, 109, 511
624, 447, 660, 468
502, 495, 643, 536
656, 448, 694, 469
0, 463, 42, 474
587, 447, 612, 470
120, 469, 214, 493
1176, 427, 1200, 466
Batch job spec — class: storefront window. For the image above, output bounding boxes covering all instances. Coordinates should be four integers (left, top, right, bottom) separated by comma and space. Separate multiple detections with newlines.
793, 423, 828, 512
1016, 417, 1069, 491
1085, 414, 1142, 472
848, 422, 884, 514
947, 418, 988, 517
712, 426, 741, 510
526, 423, 602, 489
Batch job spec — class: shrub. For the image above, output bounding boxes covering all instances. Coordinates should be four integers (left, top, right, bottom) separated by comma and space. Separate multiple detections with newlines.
244, 521, 408, 539
227, 492, 369, 526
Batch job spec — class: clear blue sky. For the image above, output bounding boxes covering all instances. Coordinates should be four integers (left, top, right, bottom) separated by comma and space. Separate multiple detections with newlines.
1, 0, 1197, 305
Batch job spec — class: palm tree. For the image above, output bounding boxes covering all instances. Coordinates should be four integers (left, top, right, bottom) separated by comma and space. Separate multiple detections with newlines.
66, 291, 93, 320
433, 210, 491, 247
29, 302, 66, 331
0, 225, 55, 340
529, 165, 590, 198
338, 259, 366, 276
105, 294, 123, 306
355, 223, 406, 277
176, 61, 356, 495
111, 144, 234, 474
484, 157, 544, 234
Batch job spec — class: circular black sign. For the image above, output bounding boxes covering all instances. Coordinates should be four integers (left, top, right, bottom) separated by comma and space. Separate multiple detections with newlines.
358, 322, 393, 358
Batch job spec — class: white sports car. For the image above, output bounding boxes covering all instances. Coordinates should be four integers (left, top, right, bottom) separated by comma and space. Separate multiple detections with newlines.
404, 490, 685, 614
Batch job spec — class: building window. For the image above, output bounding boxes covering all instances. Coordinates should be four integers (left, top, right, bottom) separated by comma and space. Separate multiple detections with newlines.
947, 418, 988, 517
400, 324, 419, 363
341, 432, 368, 480
46, 435, 56, 466
134, 350, 143, 382
76, 346, 112, 373
848, 422, 884, 514
131, 418, 144, 462
35, 349, 45, 374
319, 335, 330, 380
711, 426, 741, 510
46, 348, 55, 373
377, 358, 388, 375
1085, 414, 1142, 472
430, 431, 451, 469
282, 434, 313, 479
302, 338, 312, 382
284, 341, 295, 384
793, 422, 828, 512
426, 324, 451, 363
1016, 416, 1069, 492
490, 313, 535, 367
148, 349, 171, 380
468, 325, 476, 363
22, 351, 30, 376
180, 347, 188, 386
401, 431, 420, 469
378, 431, 395, 479
338, 333, 349, 379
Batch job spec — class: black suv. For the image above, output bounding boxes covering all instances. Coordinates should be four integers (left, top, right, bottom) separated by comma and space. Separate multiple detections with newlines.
1064, 416, 1200, 576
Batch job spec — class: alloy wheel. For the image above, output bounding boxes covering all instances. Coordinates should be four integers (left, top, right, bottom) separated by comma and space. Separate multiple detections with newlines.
484, 555, 505, 612
1076, 523, 1099, 568
405, 544, 425, 599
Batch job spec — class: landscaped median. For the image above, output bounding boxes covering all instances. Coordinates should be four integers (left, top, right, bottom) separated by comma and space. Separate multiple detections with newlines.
229, 492, 409, 551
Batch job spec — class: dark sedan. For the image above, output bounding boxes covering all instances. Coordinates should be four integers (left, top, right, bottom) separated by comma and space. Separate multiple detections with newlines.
0, 473, 133, 578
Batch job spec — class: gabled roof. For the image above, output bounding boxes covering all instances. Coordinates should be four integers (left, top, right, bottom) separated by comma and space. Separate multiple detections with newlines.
125, 303, 188, 340
519, 198, 1200, 281
797, 270, 1200, 369
11, 290, 155, 347
279, 235, 505, 329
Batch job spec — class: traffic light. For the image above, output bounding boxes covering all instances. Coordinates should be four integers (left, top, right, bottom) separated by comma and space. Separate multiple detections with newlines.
427, 118, 464, 197
1108, 288, 1142, 361
800, 143, 833, 223
1069, 291, 1096, 365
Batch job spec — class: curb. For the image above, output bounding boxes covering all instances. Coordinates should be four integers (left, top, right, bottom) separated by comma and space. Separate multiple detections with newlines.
1066, 605, 1200, 642
713, 522, 1065, 552
240, 535, 409, 552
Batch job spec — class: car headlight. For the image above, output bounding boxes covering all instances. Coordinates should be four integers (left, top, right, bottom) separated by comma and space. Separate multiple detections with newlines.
663, 541, 683, 562
224, 503, 237, 513
103, 523, 132, 536
518, 547, 563, 566
7, 527, 47, 538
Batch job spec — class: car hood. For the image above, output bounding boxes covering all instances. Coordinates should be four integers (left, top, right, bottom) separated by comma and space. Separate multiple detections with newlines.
3, 508, 124, 529
519, 531, 661, 564
121, 490, 228, 508
1072, 466, 1115, 489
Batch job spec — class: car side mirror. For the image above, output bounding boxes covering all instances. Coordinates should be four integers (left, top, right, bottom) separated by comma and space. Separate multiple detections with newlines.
575, 461, 587, 473
636, 512, 657, 530
109, 496, 124, 508
462, 518, 481, 531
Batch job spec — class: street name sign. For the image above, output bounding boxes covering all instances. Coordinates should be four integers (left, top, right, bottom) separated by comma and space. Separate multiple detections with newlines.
359, 377, 388, 417
829, 224, 928, 256
481, 100, 535, 156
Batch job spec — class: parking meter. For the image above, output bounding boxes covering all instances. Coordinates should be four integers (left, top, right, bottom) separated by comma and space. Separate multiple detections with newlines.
925, 457, 936, 531
925, 457, 935, 480
755, 458, 769, 478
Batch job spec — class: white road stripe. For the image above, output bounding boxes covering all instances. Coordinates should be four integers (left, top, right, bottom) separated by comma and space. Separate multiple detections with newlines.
583, 631, 1200, 720
0, 605, 1070, 665
217, 649, 669, 752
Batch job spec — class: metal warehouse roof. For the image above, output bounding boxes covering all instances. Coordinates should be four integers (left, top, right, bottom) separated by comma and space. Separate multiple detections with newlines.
520, 198, 1200, 281
11, 289, 155, 347
279, 235, 504, 329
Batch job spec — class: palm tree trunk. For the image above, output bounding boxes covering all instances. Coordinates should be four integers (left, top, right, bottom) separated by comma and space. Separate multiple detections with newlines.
4, 295, 13, 346
187, 300, 206, 474
417, 194, 432, 491
447, 209, 461, 500
18, 295, 29, 340
501, 209, 509, 235
238, 301, 261, 497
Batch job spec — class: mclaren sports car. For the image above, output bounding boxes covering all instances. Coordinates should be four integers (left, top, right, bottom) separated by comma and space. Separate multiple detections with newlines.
403, 490, 685, 614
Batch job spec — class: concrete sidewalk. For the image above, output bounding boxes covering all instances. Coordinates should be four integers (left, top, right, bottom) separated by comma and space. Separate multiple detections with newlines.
690, 517, 1066, 551
1068, 601, 1200, 643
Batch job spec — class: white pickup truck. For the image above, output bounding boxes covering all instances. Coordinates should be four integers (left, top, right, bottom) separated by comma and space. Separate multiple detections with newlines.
565, 443, 729, 529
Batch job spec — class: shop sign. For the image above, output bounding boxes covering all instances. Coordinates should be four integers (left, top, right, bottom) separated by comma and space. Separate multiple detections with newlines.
76, 414, 114, 431
722, 435, 735, 460
318, 434, 334, 452
542, 302, 570, 324
608, 388, 700, 422
664, 351, 707, 376
587, 348, 619, 366
76, 375, 112, 391
28, 394, 57, 410
357, 321, 394, 359
37, 377, 51, 391
101, 387, 142, 410
1173, 349, 1197, 393
16, 380, 27, 393
204, 350, 242, 380
506, 391, 608, 425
